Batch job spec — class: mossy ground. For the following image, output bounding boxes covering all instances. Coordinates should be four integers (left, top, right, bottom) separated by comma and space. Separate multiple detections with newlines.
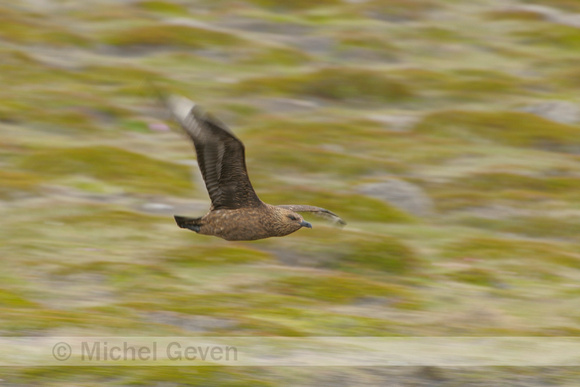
1, 0, 580, 385
235, 68, 415, 104
18, 145, 194, 196
102, 24, 243, 50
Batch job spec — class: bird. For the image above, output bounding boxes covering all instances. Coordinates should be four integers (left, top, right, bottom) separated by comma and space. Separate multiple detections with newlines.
163, 93, 346, 241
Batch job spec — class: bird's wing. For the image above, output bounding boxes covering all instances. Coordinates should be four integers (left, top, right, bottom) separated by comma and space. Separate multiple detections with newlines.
166, 94, 262, 209
277, 205, 346, 227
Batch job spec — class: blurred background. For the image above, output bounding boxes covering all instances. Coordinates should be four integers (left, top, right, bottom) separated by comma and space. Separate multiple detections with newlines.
1, 0, 580, 384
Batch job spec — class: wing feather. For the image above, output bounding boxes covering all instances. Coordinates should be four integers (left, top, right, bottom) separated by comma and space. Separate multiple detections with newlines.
166, 94, 262, 209
277, 204, 346, 227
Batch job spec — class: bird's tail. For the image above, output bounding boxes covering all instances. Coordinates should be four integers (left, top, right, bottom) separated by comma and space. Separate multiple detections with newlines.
174, 215, 203, 233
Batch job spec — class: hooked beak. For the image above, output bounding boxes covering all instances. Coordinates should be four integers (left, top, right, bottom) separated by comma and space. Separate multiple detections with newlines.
300, 220, 312, 229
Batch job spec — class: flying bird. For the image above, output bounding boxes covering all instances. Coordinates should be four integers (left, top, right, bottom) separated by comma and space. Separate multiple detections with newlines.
164, 93, 346, 241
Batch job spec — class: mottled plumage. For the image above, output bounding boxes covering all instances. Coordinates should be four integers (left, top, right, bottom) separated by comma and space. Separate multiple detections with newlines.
165, 93, 345, 241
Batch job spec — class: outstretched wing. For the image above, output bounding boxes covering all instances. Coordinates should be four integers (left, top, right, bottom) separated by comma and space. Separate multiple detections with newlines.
277, 204, 346, 227
166, 94, 262, 210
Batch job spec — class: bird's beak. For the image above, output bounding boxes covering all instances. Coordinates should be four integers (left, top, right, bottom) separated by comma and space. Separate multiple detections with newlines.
300, 221, 313, 229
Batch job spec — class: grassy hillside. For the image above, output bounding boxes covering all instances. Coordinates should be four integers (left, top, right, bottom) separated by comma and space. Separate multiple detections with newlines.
1, 0, 580, 385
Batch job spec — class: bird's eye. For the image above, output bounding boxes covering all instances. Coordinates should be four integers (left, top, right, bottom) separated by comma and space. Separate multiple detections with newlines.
288, 215, 297, 221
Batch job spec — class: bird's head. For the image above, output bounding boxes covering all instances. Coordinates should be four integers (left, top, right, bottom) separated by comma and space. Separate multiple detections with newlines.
274, 207, 312, 235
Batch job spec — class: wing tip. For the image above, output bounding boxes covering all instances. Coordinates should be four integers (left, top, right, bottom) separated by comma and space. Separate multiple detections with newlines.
167, 94, 197, 123
279, 204, 346, 228
320, 208, 346, 227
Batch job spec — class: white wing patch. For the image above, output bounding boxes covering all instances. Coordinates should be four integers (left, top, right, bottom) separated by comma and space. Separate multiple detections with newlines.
167, 95, 196, 123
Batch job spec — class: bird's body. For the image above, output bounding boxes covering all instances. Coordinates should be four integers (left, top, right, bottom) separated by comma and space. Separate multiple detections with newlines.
164, 93, 345, 241
176, 204, 307, 241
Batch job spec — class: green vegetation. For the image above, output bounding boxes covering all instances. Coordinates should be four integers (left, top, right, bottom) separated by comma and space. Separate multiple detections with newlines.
245, 119, 390, 147
137, 0, 190, 14
485, 9, 545, 21
447, 268, 500, 287
267, 274, 411, 304
236, 68, 414, 103
244, 0, 341, 11
161, 245, 273, 266
351, 0, 438, 21
55, 208, 162, 229
18, 146, 193, 196
414, 110, 580, 151
8, 367, 275, 387
0, 170, 40, 200
2, 0, 580, 384
335, 234, 421, 274
387, 68, 527, 103
239, 47, 311, 66
450, 172, 580, 195
0, 289, 40, 308
338, 32, 398, 53
516, 24, 580, 51
0, 7, 90, 47
103, 24, 242, 49
442, 237, 579, 265
521, 0, 580, 12
458, 216, 580, 242
77, 65, 162, 86
425, 172, 580, 210
440, 236, 580, 283
249, 145, 407, 176
551, 67, 580, 89
443, 69, 525, 97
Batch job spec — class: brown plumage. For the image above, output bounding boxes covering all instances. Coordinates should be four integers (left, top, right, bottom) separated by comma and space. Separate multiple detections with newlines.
165, 94, 346, 241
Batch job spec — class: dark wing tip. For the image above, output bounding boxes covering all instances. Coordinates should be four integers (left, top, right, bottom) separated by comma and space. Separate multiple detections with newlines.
314, 207, 346, 227
323, 209, 347, 227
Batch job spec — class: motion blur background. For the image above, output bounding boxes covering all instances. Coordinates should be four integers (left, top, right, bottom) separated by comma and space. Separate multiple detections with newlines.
1, 0, 580, 385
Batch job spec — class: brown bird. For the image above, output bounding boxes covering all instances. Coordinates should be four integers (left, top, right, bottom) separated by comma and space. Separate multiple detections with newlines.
164, 93, 346, 241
